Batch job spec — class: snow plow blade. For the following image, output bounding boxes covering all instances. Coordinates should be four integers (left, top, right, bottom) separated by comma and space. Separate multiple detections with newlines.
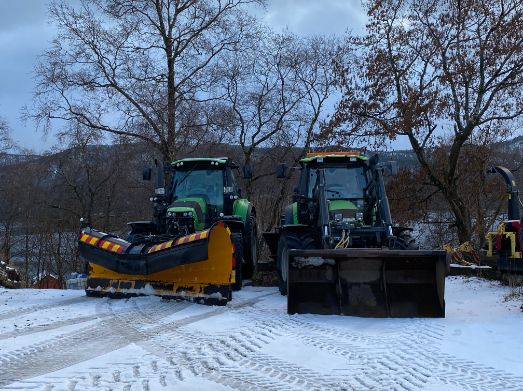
288, 248, 446, 317
78, 222, 234, 305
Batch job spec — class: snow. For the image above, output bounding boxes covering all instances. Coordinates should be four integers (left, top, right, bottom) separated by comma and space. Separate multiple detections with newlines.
294, 256, 336, 266
0, 277, 522, 390
441, 277, 523, 374
450, 263, 492, 269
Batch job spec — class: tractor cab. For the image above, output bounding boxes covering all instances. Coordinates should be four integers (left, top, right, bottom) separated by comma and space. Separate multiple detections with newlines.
297, 152, 369, 229
167, 157, 241, 236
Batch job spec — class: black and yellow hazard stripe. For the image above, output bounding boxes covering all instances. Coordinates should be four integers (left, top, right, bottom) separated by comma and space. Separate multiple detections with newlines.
80, 222, 235, 304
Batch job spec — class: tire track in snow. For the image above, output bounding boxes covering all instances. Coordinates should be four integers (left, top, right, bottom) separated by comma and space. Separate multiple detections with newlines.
141, 298, 357, 391
122, 295, 287, 390
3, 288, 521, 391
0, 298, 190, 387
0, 292, 275, 389
0, 296, 89, 321
224, 305, 523, 391
0, 313, 113, 341
252, 310, 523, 390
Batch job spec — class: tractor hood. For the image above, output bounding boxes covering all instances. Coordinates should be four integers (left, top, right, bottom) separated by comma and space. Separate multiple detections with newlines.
168, 197, 208, 228
328, 199, 359, 220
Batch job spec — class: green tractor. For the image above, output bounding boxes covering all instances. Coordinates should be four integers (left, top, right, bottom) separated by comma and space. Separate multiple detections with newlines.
79, 156, 256, 303
263, 151, 446, 317
133, 157, 257, 289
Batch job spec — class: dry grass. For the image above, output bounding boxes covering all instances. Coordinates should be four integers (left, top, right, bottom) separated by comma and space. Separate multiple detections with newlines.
251, 271, 278, 287
502, 274, 523, 303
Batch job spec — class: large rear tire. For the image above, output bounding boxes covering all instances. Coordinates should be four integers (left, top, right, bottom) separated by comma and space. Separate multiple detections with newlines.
393, 231, 419, 250
242, 213, 257, 279
276, 231, 315, 296
231, 232, 243, 291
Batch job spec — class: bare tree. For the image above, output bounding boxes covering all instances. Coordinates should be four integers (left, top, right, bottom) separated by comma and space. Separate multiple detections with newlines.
224, 31, 340, 194
30, 0, 262, 162
0, 118, 17, 266
0, 117, 14, 155
326, 0, 523, 243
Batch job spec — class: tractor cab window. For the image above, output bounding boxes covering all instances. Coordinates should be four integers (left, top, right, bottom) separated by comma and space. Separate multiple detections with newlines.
226, 168, 237, 191
171, 168, 224, 209
308, 166, 366, 199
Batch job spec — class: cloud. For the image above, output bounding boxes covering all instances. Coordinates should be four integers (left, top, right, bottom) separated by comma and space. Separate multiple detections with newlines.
0, 1, 48, 32
262, 0, 366, 35
0, 0, 368, 151
0, 1, 56, 150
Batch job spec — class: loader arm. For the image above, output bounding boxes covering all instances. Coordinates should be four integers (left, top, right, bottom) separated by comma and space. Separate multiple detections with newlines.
375, 166, 393, 236
315, 168, 332, 249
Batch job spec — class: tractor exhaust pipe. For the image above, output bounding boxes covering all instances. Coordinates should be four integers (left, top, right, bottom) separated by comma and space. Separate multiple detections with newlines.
155, 159, 165, 196
489, 166, 521, 221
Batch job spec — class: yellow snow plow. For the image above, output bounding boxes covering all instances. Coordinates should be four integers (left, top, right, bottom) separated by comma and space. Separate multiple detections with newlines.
79, 222, 235, 305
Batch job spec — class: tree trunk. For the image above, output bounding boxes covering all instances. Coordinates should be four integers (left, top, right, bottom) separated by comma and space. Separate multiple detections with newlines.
245, 158, 253, 199
445, 188, 472, 244
24, 230, 29, 287
2, 224, 11, 264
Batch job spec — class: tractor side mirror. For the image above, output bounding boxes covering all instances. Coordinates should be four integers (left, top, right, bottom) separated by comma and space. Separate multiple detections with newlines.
243, 162, 253, 179
276, 163, 287, 178
143, 167, 152, 181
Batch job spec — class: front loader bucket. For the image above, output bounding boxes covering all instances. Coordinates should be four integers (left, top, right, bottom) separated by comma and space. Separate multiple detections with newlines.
288, 248, 446, 317
78, 222, 234, 305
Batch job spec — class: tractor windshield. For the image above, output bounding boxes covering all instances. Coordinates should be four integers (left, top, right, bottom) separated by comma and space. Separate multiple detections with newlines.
308, 166, 366, 199
171, 168, 224, 208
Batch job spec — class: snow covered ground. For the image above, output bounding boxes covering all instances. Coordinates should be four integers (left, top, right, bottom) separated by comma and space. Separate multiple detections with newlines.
0, 276, 522, 391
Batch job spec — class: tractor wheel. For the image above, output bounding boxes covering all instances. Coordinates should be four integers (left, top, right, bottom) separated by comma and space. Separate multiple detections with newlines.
393, 231, 419, 250
242, 213, 257, 279
276, 231, 315, 296
231, 232, 243, 291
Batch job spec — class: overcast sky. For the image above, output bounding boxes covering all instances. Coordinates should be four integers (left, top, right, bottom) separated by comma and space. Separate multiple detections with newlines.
0, 0, 367, 152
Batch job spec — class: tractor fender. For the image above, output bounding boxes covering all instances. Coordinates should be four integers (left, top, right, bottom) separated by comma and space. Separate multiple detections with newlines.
219, 218, 244, 234
274, 224, 312, 247
262, 224, 311, 260
279, 224, 312, 236
233, 198, 254, 224
283, 203, 298, 225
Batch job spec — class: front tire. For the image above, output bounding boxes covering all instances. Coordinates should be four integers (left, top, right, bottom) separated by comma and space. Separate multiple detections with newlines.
231, 232, 243, 291
392, 231, 419, 250
243, 213, 257, 279
276, 231, 315, 296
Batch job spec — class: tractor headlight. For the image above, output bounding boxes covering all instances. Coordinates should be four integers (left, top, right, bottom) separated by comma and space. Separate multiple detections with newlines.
167, 211, 175, 217
334, 213, 343, 222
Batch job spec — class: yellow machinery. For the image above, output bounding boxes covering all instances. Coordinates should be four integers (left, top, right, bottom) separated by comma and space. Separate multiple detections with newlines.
486, 222, 522, 260
485, 166, 522, 274
79, 222, 235, 305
